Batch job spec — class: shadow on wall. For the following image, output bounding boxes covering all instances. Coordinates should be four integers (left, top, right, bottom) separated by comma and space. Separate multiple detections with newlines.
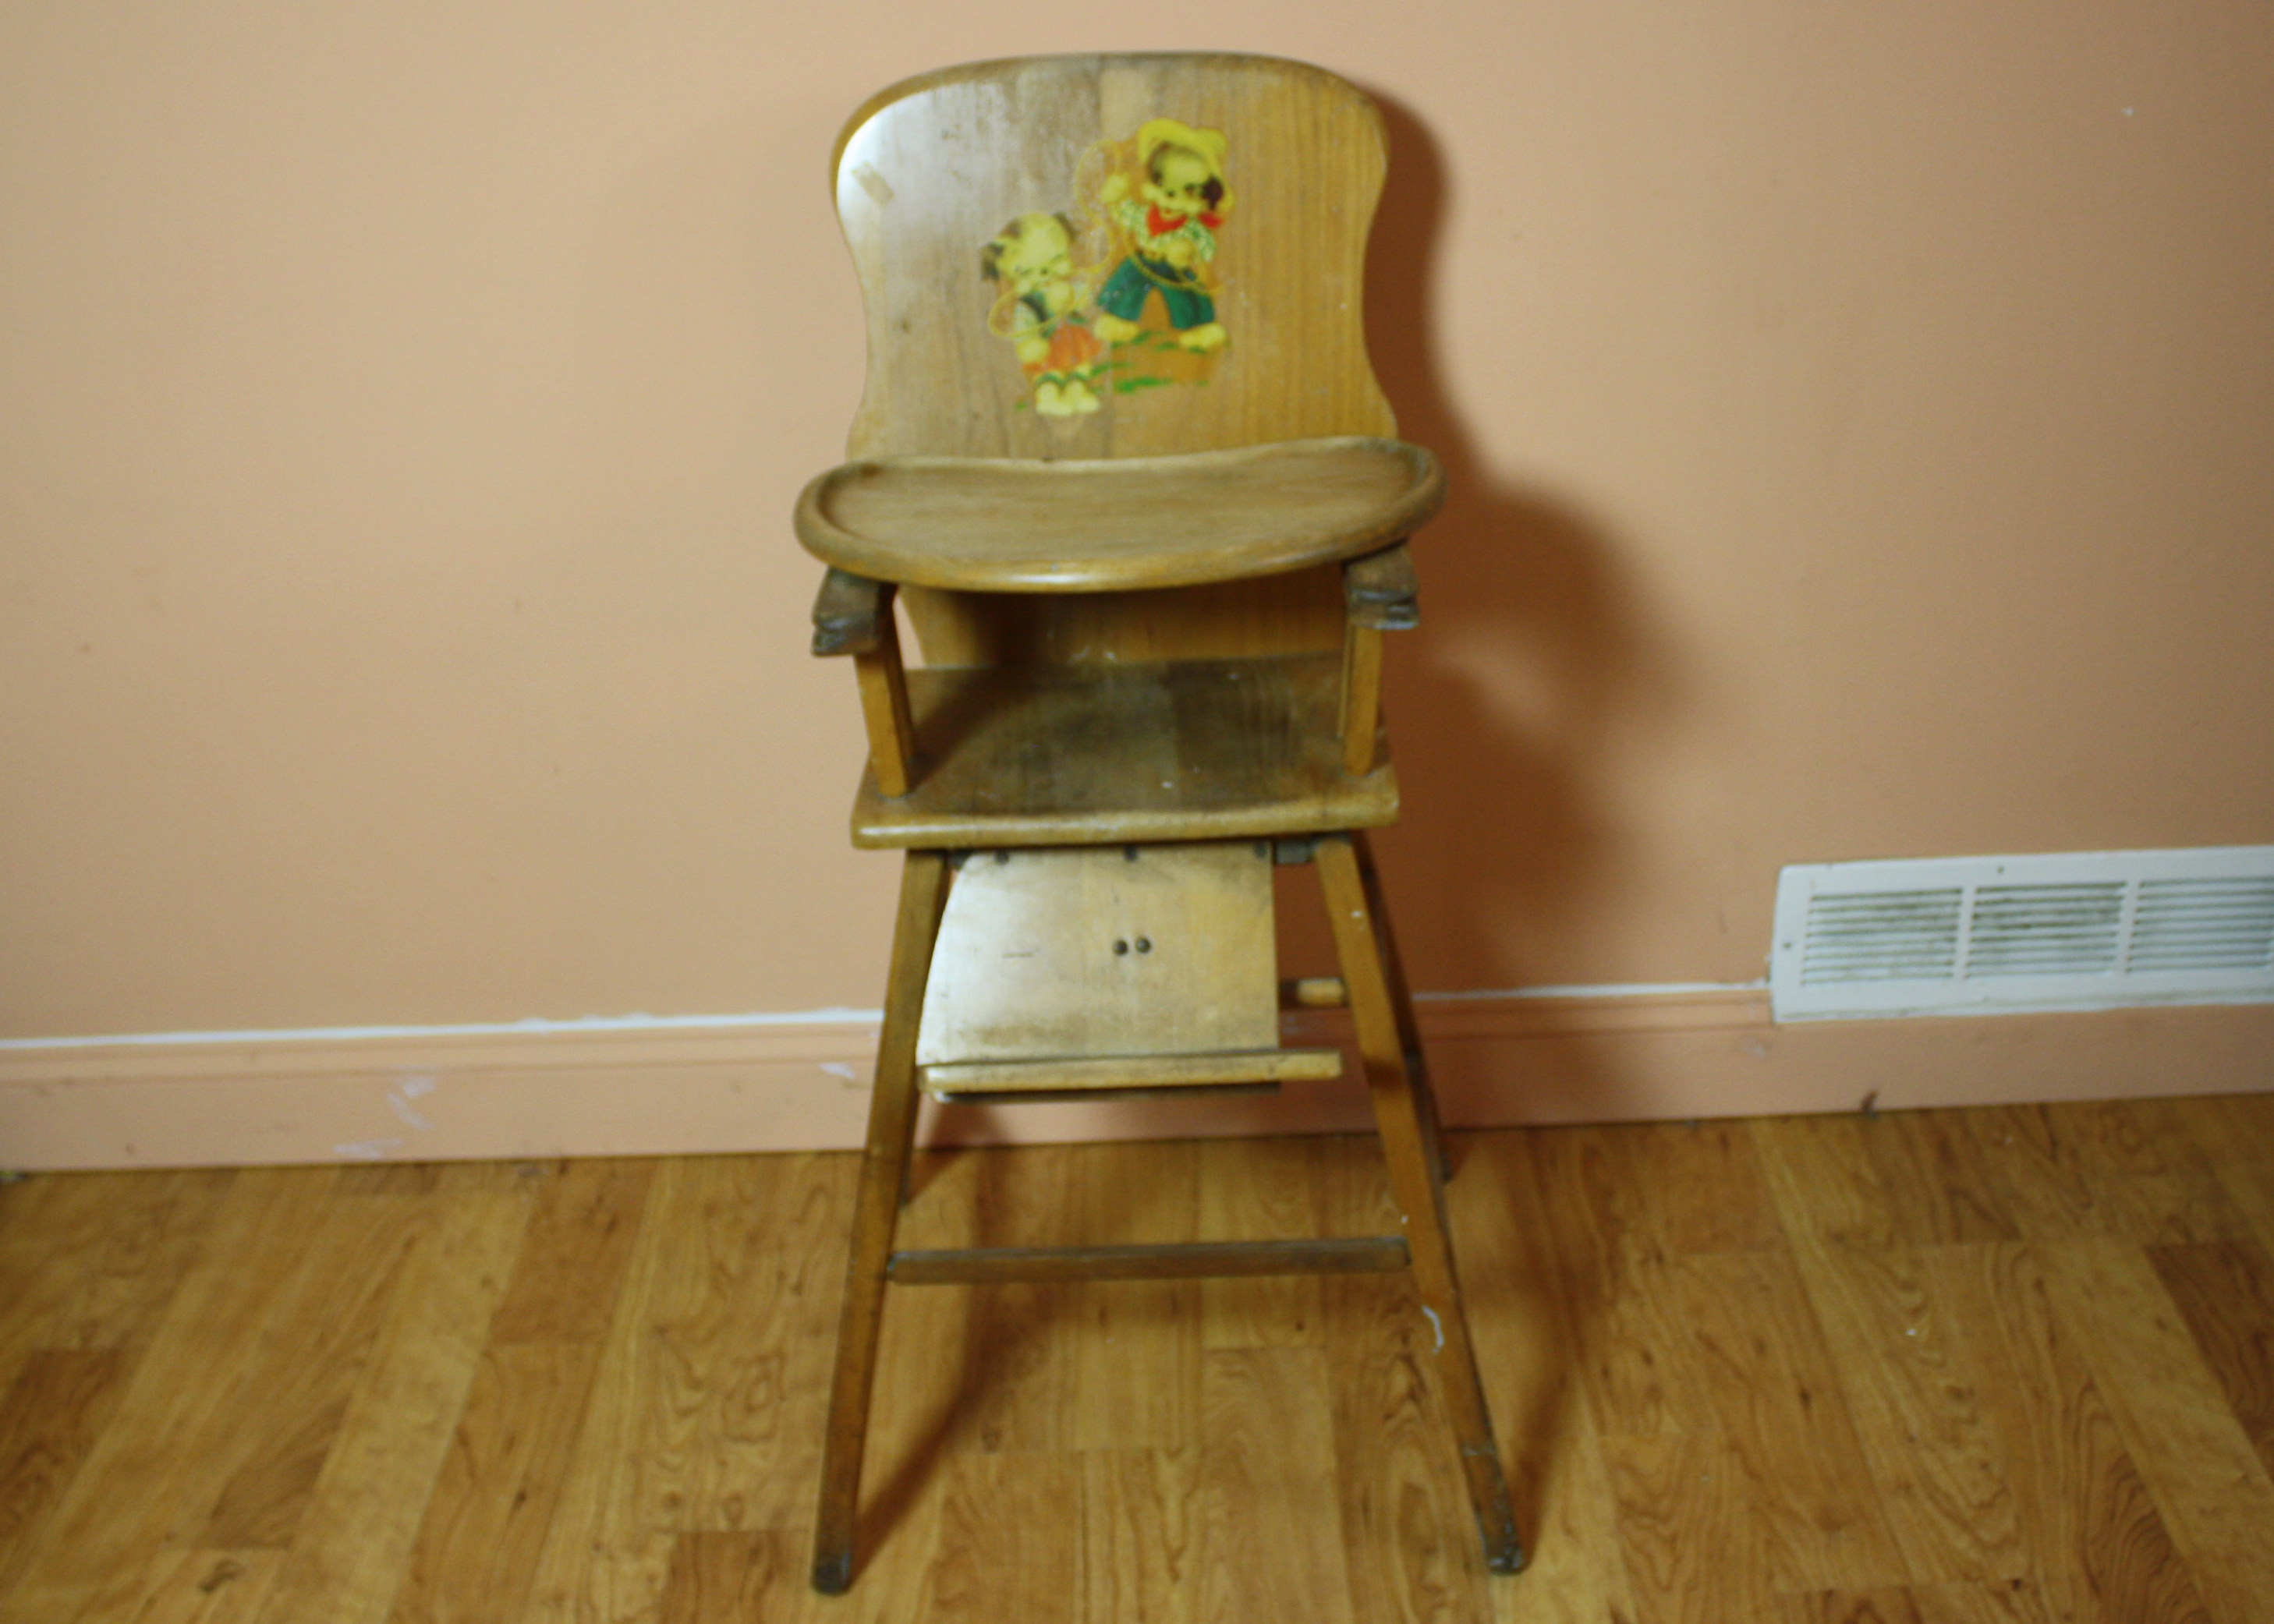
1284, 91, 1690, 1120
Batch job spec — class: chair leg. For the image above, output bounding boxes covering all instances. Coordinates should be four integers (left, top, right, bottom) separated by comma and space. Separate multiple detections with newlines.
813, 850, 953, 1595
1317, 834, 1525, 1574
1351, 830, 1454, 1184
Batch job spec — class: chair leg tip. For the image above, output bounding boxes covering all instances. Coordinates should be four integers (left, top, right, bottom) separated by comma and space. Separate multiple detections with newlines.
812, 1551, 854, 1594
1486, 1541, 1528, 1576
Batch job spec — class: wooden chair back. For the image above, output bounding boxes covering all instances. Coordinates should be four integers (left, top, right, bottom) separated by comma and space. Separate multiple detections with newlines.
830, 53, 1400, 666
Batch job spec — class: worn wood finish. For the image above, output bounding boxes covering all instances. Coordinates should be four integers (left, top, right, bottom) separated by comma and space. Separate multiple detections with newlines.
887, 1236, 1410, 1285
1341, 542, 1420, 631
851, 610, 917, 801
1316, 833, 1525, 1573
919, 1047, 1341, 1096
809, 568, 888, 658
1336, 544, 1415, 777
797, 439, 1440, 594
848, 654, 1397, 848
834, 54, 1394, 465
915, 840, 1280, 1066
795, 49, 1472, 1608
1338, 623, 1387, 777
832, 52, 1402, 671
809, 852, 951, 1595
7, 1097, 2274, 1620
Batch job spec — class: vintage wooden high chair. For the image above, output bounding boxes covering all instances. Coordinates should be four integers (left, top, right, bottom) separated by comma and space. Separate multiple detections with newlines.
795, 53, 1524, 1592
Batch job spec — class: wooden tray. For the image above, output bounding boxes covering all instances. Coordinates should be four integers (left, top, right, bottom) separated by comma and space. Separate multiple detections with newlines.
794, 437, 1442, 593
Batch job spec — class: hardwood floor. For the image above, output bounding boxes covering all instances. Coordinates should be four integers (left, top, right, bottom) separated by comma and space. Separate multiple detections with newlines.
2, 1094, 2270, 1622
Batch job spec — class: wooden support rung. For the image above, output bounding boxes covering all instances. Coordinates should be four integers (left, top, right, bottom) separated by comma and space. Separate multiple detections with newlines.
887, 1236, 1411, 1285
919, 1046, 1341, 1096
1282, 976, 1348, 1008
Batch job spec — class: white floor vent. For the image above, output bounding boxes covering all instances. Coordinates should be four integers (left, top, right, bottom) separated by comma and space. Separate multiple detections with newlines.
1770, 847, 2274, 1021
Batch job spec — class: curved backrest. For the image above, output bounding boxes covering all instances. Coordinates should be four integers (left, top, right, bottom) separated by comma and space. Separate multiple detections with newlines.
835, 54, 1395, 459
831, 54, 1398, 663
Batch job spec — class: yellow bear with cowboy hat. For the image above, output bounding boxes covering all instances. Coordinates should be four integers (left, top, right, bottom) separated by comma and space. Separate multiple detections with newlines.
1093, 119, 1234, 352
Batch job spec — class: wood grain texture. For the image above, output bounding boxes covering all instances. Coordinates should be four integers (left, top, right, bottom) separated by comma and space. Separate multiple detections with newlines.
384, 1343, 601, 1624
1671, 1248, 1907, 1592
847, 654, 1397, 849
2, 1168, 350, 1619
2146, 1239, 2274, 1480
1926, 1242, 2211, 1624
1199, 1347, 1356, 1624
8, 1100, 2274, 1622
915, 840, 1280, 1068
115, 1548, 284, 1624
834, 55, 1394, 463
2036, 1235, 2274, 1624
827, 52, 1408, 672
0, 1348, 133, 1591
1196, 1134, 1322, 1353
487, 1159, 652, 1346
657, 1530, 815, 1624
797, 440, 1440, 593
250, 1191, 527, 1624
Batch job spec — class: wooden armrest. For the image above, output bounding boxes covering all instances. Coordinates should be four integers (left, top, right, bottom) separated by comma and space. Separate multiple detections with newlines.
811, 568, 892, 656
1342, 543, 1419, 630
809, 568, 916, 796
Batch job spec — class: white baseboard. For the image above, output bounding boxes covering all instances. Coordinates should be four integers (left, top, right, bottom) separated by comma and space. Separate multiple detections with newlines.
2, 989, 2267, 1170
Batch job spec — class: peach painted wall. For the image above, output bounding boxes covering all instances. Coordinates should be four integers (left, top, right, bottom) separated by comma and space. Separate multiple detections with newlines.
4, 6, 2270, 1067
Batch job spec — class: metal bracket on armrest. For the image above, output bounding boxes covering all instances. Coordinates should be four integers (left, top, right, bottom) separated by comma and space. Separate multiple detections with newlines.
1343, 542, 1420, 630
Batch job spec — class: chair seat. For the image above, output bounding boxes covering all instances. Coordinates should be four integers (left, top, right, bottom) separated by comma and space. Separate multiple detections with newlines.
849, 653, 1397, 848
796, 437, 1443, 593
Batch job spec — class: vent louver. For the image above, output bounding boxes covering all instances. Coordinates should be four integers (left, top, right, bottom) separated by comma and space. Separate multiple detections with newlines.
1773, 848, 2274, 1020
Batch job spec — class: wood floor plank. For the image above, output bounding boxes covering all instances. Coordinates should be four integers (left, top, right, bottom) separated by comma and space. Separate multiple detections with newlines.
900, 1143, 1084, 1458
1446, 1131, 1642, 1624
1754, 1113, 2017, 1252
1528, 1127, 1707, 1440
1313, 1130, 1494, 1620
48, 1169, 236, 1353
1082, 1449, 1198, 1624
0, 1168, 344, 1619
1672, 1248, 1909, 1592
199, 1195, 436, 1548
1323, 1269, 1493, 1623
657, 1530, 818, 1624
0, 1172, 207, 1367
0, 1347, 134, 1591
1197, 1135, 1323, 1352
1071, 1141, 1200, 1454
108, 1548, 284, 1624
1968, 1102, 2247, 1247
620, 1152, 848, 1531
2037, 1236, 2274, 1624
384, 1343, 603, 1624
251, 1191, 530, 1624
1601, 1421, 1779, 1624
2173, 1094, 2274, 1254
1776, 1237, 2024, 1584
2145, 1240, 2274, 1481
1629, 1120, 1786, 1256
916, 1451, 1082, 1624
488, 1159, 654, 1346
1928, 1242, 2212, 1624
1758, 1123, 2025, 1586
1773, 1577, 2068, 1623
1198, 1346, 1355, 1624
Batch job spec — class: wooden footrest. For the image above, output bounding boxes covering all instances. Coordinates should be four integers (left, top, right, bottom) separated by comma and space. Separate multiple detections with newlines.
919, 1046, 1341, 1098
887, 1236, 1411, 1285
